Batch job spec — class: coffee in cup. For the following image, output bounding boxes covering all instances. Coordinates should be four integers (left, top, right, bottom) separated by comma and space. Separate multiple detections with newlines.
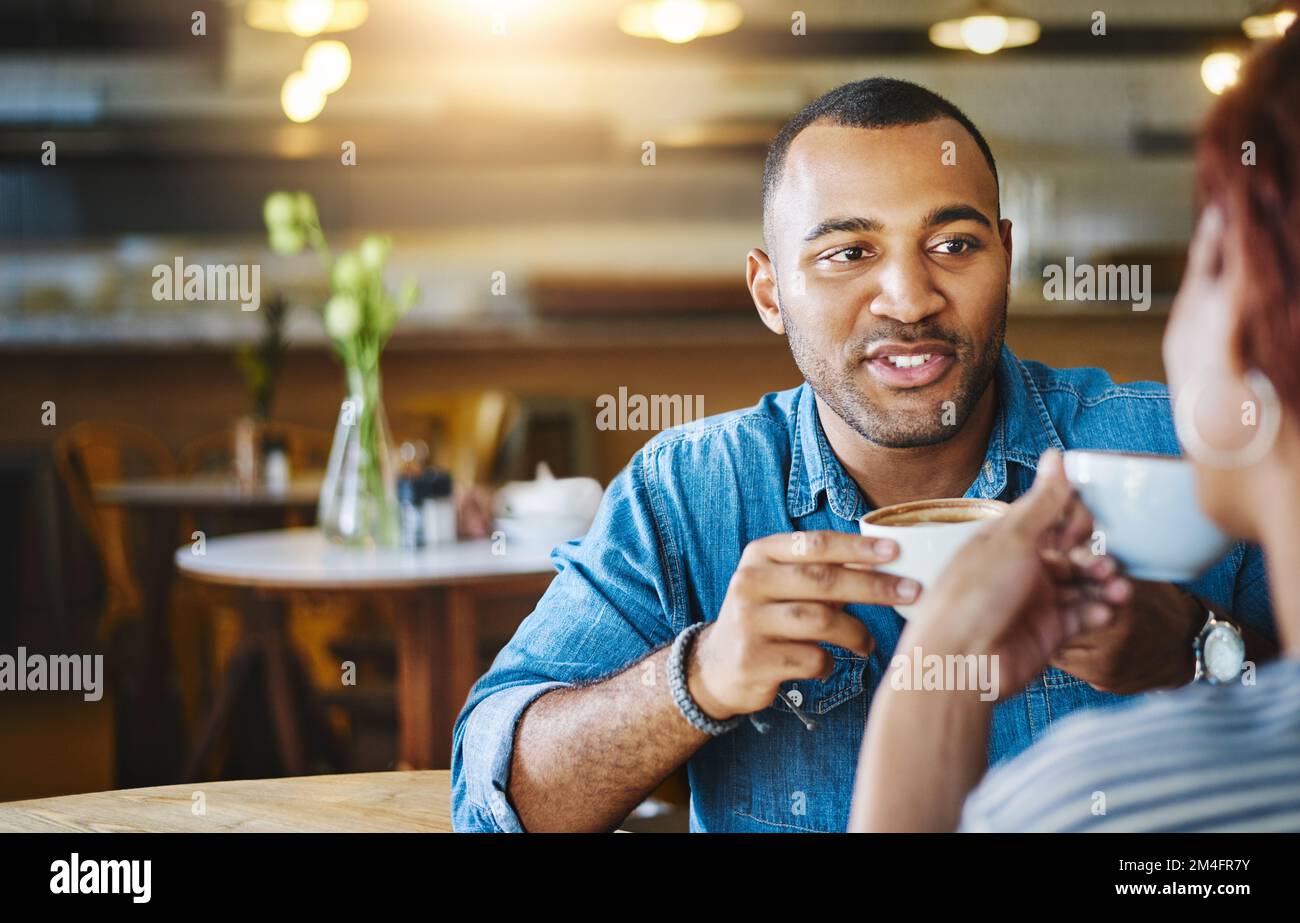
858, 498, 1009, 618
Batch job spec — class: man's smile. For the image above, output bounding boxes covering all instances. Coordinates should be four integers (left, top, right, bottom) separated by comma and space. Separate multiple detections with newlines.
863, 340, 958, 390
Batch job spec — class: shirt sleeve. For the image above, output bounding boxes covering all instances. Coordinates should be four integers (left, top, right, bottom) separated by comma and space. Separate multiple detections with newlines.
451, 447, 682, 832
1229, 541, 1275, 642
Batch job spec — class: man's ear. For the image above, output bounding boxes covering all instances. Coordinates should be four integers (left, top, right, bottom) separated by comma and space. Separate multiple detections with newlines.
747, 248, 784, 335
998, 217, 1013, 275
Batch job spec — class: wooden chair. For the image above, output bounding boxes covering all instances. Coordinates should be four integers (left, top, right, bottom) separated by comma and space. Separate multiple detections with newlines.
52, 421, 176, 641
398, 390, 520, 487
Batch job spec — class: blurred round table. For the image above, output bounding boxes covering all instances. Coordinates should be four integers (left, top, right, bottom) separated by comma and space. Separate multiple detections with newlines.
175, 528, 556, 774
95, 473, 322, 509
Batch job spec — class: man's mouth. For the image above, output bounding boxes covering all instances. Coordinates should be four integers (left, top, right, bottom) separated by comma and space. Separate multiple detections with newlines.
864, 342, 957, 389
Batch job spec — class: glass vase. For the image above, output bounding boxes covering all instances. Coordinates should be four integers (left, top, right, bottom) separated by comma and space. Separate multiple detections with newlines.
318, 364, 399, 547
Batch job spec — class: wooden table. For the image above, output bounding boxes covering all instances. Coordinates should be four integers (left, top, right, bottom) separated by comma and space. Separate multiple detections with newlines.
0, 771, 452, 832
175, 528, 556, 773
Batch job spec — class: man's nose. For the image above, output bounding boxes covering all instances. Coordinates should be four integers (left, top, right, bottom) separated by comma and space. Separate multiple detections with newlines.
869, 250, 945, 324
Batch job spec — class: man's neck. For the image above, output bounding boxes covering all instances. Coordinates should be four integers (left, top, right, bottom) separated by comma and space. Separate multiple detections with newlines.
814, 384, 998, 510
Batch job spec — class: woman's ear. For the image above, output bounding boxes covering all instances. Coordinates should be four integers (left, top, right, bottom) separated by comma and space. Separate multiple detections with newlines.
746, 248, 785, 335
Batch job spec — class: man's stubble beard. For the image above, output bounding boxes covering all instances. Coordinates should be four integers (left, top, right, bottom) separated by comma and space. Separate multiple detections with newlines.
779, 288, 1007, 449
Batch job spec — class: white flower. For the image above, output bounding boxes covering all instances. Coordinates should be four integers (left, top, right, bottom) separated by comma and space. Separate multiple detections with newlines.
263, 191, 297, 231
358, 234, 391, 271
268, 225, 305, 256
332, 251, 367, 292
324, 293, 362, 340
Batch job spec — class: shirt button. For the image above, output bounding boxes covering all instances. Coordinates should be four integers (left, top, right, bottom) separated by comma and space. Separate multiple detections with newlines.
787, 688, 803, 707
490, 791, 509, 820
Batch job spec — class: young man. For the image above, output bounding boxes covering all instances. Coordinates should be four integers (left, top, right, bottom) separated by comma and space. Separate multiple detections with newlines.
452, 78, 1274, 833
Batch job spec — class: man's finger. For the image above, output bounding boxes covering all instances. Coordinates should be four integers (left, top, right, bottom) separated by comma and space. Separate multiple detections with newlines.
756, 602, 875, 657
748, 531, 899, 566
756, 641, 836, 684
745, 561, 921, 607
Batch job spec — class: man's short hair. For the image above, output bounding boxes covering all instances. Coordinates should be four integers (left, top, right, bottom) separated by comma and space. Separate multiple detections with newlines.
762, 77, 1000, 247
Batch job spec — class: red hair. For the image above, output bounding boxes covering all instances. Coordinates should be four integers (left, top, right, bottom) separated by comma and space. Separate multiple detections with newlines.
1196, 24, 1300, 414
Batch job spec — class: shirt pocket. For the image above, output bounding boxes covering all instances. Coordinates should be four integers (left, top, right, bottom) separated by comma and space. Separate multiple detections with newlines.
726, 647, 868, 832
772, 645, 867, 715
1042, 664, 1089, 689
1037, 665, 1127, 735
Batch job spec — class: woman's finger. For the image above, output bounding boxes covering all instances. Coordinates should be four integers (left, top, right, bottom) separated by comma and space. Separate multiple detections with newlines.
1007, 450, 1076, 541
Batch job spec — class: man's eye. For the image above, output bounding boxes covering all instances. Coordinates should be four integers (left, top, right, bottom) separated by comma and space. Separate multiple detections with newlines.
828, 247, 866, 262
933, 238, 975, 255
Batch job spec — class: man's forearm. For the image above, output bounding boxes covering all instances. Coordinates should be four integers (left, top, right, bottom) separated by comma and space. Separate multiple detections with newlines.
507, 645, 710, 832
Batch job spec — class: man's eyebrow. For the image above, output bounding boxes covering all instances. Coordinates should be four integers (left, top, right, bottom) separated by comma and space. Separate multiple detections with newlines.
802, 216, 881, 242
923, 203, 993, 229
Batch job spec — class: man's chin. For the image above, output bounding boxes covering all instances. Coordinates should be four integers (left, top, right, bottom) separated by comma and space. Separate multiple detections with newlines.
840, 389, 970, 448
856, 420, 965, 450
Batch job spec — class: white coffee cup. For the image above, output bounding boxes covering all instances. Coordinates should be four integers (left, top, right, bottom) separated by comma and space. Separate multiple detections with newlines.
858, 498, 1009, 618
1062, 449, 1234, 582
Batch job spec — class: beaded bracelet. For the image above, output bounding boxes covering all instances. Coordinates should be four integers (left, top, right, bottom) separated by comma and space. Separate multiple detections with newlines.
667, 622, 744, 736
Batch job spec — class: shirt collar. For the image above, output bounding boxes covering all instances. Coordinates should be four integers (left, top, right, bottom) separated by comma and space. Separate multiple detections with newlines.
787, 344, 1065, 521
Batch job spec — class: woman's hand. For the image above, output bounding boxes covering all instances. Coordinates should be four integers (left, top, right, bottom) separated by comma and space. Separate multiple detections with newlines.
850, 450, 1131, 832
904, 449, 1132, 697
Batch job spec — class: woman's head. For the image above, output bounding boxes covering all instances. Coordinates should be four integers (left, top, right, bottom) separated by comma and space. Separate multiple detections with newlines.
1164, 25, 1300, 539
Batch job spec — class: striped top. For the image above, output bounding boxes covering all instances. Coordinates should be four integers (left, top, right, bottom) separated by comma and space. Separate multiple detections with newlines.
958, 657, 1300, 832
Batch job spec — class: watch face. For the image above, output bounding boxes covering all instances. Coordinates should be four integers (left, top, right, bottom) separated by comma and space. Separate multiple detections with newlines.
1203, 625, 1246, 683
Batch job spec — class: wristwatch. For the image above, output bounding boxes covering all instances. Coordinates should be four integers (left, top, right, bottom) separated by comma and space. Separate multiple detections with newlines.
1192, 610, 1246, 684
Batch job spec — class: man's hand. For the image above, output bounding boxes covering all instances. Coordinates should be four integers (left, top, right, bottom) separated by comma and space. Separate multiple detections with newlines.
687, 531, 916, 721
1048, 573, 1203, 694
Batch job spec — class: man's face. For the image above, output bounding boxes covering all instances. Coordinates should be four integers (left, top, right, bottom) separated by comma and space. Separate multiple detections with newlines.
758, 118, 1012, 448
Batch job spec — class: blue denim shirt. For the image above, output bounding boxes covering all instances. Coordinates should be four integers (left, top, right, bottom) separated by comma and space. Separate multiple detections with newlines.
452, 346, 1274, 832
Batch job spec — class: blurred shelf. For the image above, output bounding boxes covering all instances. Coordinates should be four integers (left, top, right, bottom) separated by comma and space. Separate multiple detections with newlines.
0, 297, 1171, 354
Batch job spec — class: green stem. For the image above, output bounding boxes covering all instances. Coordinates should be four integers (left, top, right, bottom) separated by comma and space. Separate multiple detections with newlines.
345, 361, 395, 546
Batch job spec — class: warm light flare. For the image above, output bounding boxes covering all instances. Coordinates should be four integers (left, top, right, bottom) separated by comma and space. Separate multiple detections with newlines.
618, 0, 743, 44
958, 15, 1010, 54
303, 40, 351, 94
281, 71, 327, 122
1201, 51, 1242, 95
1242, 5, 1297, 39
245, 0, 369, 35
929, 5, 1040, 54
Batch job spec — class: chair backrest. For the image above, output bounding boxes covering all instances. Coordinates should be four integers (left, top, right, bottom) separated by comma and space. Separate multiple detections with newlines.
52, 421, 176, 638
399, 390, 520, 487
178, 420, 333, 475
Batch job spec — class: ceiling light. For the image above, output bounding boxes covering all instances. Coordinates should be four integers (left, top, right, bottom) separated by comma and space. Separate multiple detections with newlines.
246, 0, 369, 36
1242, 3, 1297, 39
618, 0, 743, 45
282, 70, 327, 122
303, 40, 351, 94
930, 2, 1040, 54
1201, 51, 1242, 95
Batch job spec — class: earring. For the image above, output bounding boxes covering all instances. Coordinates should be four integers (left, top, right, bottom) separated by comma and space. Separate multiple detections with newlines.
1174, 367, 1281, 469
